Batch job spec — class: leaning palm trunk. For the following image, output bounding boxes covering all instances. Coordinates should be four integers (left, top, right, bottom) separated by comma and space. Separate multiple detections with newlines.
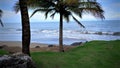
0, 9, 4, 27
59, 13, 64, 52
19, 0, 31, 56
0, 19, 3, 27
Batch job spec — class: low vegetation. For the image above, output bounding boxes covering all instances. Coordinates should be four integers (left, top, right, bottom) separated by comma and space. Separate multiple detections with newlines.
0, 49, 9, 55
0, 40, 120, 68
31, 40, 120, 68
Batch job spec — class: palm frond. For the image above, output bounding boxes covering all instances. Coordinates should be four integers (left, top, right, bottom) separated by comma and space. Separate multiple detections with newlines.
0, 9, 4, 27
0, 9, 2, 12
64, 0, 79, 7
80, 7, 104, 19
39, 0, 55, 7
45, 9, 54, 19
70, 8, 83, 18
50, 11, 57, 19
78, 1, 105, 19
28, 0, 55, 9
63, 14, 70, 22
63, 11, 71, 22
0, 19, 4, 27
14, 1, 20, 13
67, 1, 104, 19
0, 9, 3, 17
27, 0, 40, 8
30, 8, 48, 18
72, 15, 85, 28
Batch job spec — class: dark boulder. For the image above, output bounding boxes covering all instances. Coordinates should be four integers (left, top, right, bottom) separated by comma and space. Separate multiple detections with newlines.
35, 46, 40, 48
71, 42, 82, 46
113, 32, 120, 36
48, 45, 54, 47
0, 53, 36, 68
0, 45, 7, 49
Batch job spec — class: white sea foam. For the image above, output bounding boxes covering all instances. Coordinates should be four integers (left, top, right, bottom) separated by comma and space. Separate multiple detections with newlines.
30, 29, 120, 36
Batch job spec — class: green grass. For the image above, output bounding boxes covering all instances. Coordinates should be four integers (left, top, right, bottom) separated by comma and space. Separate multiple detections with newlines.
0, 40, 120, 68
0, 49, 9, 55
31, 40, 120, 68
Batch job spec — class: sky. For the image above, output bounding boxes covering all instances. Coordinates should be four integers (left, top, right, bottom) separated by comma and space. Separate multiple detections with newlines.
0, 0, 120, 23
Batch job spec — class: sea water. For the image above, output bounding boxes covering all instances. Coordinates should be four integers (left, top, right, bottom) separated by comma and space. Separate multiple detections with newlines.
0, 20, 120, 45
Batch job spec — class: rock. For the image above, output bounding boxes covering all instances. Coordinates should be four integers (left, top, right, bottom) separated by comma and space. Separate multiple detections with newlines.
48, 45, 54, 47
0, 46, 3, 49
35, 46, 40, 48
0, 45, 7, 49
113, 32, 120, 36
85, 41, 88, 43
95, 32, 102, 35
0, 53, 36, 68
71, 42, 82, 46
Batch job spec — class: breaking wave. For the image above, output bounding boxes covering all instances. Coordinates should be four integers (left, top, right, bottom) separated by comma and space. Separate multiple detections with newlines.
31, 29, 120, 36
0, 28, 120, 36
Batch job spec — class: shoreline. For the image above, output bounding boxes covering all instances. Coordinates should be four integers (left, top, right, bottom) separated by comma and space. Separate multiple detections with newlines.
0, 41, 49, 48
1, 40, 119, 53
0, 41, 77, 53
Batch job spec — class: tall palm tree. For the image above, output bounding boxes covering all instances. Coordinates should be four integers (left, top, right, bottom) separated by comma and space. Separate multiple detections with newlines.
0, 9, 4, 27
30, 0, 104, 52
14, 0, 31, 56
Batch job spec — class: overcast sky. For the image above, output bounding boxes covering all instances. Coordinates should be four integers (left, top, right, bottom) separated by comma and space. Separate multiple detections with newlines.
0, 0, 120, 23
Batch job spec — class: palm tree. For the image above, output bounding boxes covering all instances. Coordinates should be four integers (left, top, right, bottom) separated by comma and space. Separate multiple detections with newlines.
29, 0, 104, 52
14, 0, 31, 56
0, 9, 4, 27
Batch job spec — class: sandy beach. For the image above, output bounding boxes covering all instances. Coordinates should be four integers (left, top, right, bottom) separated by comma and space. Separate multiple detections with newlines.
0, 41, 49, 48
0, 41, 76, 53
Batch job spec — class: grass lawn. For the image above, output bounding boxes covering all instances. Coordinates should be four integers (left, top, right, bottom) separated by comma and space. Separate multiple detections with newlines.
0, 40, 120, 68
0, 49, 9, 55
31, 40, 120, 68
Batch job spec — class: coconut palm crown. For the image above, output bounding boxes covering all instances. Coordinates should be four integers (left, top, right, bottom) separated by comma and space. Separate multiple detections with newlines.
30, 0, 104, 24
0, 9, 4, 27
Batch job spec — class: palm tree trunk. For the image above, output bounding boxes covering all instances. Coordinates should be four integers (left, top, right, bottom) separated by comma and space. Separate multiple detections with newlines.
59, 13, 64, 52
0, 9, 4, 27
0, 19, 4, 27
19, 0, 31, 56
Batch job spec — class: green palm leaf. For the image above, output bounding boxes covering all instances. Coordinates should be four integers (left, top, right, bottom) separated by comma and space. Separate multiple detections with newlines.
30, 9, 48, 18
0, 9, 4, 27
72, 15, 85, 28
50, 11, 57, 19
28, 0, 55, 8
63, 11, 71, 22
45, 9, 55, 19
0, 9, 3, 17
0, 19, 4, 27
14, 2, 20, 13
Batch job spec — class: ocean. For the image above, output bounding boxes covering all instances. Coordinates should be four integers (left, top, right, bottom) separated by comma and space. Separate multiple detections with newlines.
0, 20, 120, 45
